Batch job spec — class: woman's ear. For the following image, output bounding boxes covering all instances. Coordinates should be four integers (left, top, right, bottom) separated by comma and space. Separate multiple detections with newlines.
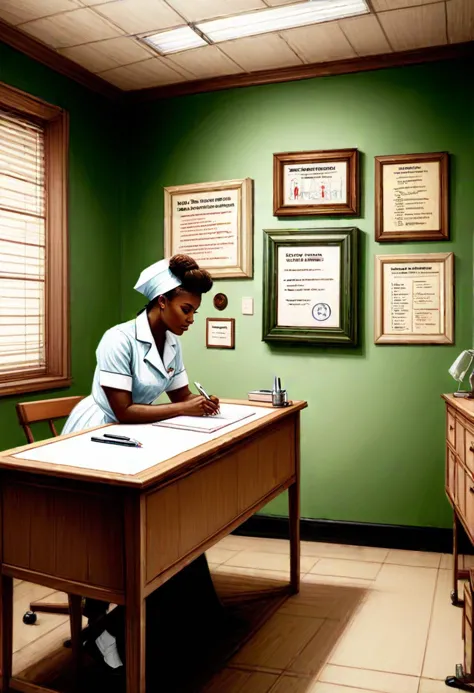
157, 295, 167, 310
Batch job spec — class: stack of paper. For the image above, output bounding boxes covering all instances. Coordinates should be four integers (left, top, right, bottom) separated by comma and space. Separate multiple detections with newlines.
153, 403, 255, 434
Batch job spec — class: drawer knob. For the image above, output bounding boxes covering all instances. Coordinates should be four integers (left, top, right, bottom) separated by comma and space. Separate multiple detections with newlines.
470, 487, 474, 494
470, 444, 474, 453
450, 425, 455, 431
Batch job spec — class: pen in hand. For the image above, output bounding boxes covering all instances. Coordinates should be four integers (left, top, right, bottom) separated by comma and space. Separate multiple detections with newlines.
194, 381, 220, 415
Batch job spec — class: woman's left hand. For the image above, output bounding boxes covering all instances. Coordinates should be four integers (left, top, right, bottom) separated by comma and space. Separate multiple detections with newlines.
209, 395, 220, 413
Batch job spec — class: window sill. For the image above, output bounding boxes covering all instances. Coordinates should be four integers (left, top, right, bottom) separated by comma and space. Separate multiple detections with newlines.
0, 375, 72, 398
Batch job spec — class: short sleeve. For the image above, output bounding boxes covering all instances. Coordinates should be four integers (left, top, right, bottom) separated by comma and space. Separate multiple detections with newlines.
96, 328, 133, 391
166, 339, 188, 392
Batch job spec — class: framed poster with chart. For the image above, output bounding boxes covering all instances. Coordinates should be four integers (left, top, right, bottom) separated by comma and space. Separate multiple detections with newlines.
262, 228, 359, 345
374, 252, 454, 344
375, 152, 449, 242
164, 178, 253, 278
273, 149, 359, 217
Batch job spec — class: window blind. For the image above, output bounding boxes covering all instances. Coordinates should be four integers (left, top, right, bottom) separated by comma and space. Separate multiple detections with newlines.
0, 108, 46, 375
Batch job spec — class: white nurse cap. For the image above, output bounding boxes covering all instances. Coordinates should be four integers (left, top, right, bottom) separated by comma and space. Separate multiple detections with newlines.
133, 258, 181, 301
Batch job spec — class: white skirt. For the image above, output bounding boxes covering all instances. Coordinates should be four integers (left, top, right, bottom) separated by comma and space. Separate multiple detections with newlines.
62, 395, 116, 435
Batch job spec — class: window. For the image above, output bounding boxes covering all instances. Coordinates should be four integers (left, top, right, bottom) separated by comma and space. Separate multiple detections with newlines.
0, 82, 69, 396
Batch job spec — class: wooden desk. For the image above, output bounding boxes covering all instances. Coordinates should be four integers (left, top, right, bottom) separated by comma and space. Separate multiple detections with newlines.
0, 399, 306, 693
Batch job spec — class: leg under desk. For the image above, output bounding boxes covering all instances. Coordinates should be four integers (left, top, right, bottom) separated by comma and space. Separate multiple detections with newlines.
0, 575, 13, 692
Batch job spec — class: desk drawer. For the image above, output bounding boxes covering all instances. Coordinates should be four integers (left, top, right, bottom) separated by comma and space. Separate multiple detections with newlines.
466, 432, 474, 475
456, 464, 466, 518
466, 477, 474, 540
447, 447, 456, 501
457, 421, 466, 461
448, 409, 456, 447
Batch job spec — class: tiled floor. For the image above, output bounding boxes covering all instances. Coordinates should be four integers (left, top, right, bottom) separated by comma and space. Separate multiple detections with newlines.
202, 535, 465, 693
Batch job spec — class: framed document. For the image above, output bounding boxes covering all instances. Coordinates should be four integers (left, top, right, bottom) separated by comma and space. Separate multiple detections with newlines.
273, 149, 359, 217
374, 253, 454, 344
375, 152, 449, 242
262, 228, 358, 345
206, 318, 235, 349
164, 178, 253, 278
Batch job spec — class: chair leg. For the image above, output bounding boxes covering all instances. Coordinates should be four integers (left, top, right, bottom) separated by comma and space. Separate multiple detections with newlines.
30, 600, 71, 615
68, 594, 83, 685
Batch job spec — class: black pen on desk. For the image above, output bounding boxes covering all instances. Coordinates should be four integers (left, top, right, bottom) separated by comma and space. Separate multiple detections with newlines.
104, 433, 143, 446
91, 436, 142, 448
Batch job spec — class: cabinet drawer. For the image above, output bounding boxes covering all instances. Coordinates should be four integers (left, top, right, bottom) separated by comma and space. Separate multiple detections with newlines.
447, 447, 456, 500
466, 478, 474, 540
466, 433, 474, 475
457, 420, 466, 461
448, 409, 456, 446
456, 464, 466, 518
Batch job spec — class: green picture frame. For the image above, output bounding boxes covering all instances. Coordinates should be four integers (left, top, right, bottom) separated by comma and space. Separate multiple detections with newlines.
262, 228, 359, 345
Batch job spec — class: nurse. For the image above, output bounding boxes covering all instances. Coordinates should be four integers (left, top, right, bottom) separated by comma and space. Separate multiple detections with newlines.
63, 254, 223, 675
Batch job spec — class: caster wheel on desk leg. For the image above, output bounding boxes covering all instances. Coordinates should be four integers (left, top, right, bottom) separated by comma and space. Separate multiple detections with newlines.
445, 665, 474, 690
451, 590, 461, 606
23, 610, 37, 625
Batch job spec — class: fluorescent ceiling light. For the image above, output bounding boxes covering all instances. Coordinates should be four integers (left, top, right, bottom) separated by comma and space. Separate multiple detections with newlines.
142, 26, 208, 55
197, 0, 369, 43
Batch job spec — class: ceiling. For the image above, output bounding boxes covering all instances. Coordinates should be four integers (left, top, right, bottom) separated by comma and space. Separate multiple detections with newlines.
0, 0, 473, 92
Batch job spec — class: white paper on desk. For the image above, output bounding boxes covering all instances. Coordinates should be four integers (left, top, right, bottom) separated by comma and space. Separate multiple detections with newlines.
153, 403, 255, 433
13, 405, 270, 475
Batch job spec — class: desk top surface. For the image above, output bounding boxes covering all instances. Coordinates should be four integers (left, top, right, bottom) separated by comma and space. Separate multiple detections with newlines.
442, 393, 474, 423
0, 399, 307, 489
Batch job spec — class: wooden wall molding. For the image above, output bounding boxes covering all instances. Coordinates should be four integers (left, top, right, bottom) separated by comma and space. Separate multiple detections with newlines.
128, 40, 474, 102
0, 19, 121, 101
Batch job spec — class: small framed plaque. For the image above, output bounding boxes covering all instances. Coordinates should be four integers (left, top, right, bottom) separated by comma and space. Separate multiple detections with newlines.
273, 149, 359, 217
374, 252, 454, 344
206, 318, 235, 349
375, 152, 449, 242
262, 228, 359, 345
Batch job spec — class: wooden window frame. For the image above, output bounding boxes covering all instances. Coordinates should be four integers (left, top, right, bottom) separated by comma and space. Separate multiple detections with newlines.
0, 81, 70, 396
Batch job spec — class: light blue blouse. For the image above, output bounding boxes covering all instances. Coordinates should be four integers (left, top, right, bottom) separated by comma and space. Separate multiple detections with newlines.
63, 310, 188, 434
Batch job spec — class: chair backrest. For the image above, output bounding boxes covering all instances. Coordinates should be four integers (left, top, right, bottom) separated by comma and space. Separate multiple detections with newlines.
16, 396, 84, 444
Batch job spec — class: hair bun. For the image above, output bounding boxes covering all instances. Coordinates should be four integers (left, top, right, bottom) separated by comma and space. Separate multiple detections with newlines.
169, 254, 199, 280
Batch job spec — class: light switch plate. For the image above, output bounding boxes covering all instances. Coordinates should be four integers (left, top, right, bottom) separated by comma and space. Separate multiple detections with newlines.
242, 297, 254, 315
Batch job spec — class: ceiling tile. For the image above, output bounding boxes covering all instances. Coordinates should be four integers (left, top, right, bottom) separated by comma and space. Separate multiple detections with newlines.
339, 14, 392, 55
372, 0, 439, 10
19, 8, 123, 48
378, 4, 447, 51
99, 57, 186, 90
220, 34, 303, 72
166, 0, 266, 22
447, 0, 474, 42
92, 0, 183, 34
167, 45, 243, 79
0, 0, 81, 26
282, 22, 357, 63
58, 37, 153, 72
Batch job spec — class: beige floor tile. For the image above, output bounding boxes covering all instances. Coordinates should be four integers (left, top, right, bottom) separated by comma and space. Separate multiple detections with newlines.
318, 664, 419, 693
289, 619, 348, 675
302, 573, 375, 589
201, 667, 278, 692
206, 547, 239, 565
232, 613, 324, 670
418, 679, 455, 693
440, 554, 452, 570
224, 551, 317, 574
422, 568, 463, 680
278, 580, 367, 621
217, 535, 290, 554
300, 542, 389, 563
328, 564, 438, 676
385, 550, 441, 568
309, 559, 382, 580
269, 675, 313, 693
214, 565, 290, 581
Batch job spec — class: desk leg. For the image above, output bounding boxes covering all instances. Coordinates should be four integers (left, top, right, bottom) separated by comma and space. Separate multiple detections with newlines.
452, 511, 462, 607
289, 413, 301, 595
68, 594, 83, 687
125, 597, 146, 693
0, 575, 13, 691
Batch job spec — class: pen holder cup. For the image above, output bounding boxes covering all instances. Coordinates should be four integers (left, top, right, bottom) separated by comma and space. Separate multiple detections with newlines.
272, 390, 288, 407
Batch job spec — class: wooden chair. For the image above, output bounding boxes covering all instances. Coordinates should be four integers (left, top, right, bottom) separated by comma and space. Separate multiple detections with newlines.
15, 396, 84, 627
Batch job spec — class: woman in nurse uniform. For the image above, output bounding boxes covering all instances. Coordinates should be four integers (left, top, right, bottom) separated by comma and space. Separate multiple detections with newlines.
63, 254, 224, 676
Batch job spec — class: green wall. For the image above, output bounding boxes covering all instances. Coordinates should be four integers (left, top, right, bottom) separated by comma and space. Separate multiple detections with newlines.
0, 42, 123, 449
121, 60, 474, 529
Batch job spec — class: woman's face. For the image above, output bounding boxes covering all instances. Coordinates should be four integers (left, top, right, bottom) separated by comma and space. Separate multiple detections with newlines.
159, 290, 201, 336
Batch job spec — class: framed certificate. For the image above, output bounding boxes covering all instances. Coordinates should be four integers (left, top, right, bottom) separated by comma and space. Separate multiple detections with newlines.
206, 318, 235, 349
273, 149, 359, 217
375, 152, 449, 242
262, 228, 359, 345
374, 253, 454, 344
164, 178, 253, 278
